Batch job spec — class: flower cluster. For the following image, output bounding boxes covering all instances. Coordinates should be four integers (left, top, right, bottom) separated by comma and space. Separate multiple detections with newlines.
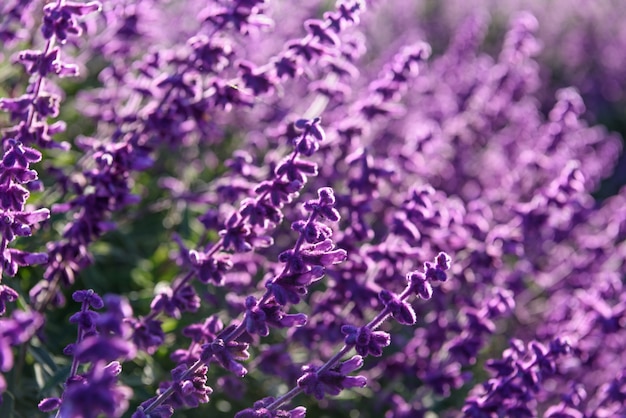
464, 338, 572, 416
38, 290, 135, 417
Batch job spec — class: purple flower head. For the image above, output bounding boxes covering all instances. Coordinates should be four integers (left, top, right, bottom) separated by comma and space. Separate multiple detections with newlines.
341, 325, 391, 357
323, 0, 366, 32
273, 55, 302, 80
379, 289, 416, 325
245, 295, 270, 336
0, 140, 50, 280
305, 19, 340, 47
275, 157, 318, 186
303, 187, 340, 221
406, 271, 433, 300
66, 289, 135, 364
464, 337, 573, 417
3, 248, 49, 277
220, 212, 254, 253
59, 361, 132, 418
201, 338, 250, 377
69, 309, 99, 334
188, 35, 232, 73
299, 239, 348, 268
286, 39, 334, 65
188, 248, 233, 285
291, 219, 333, 244
241, 199, 284, 229
424, 260, 450, 283
151, 283, 200, 319
244, 297, 308, 336
280, 242, 343, 273
294, 118, 325, 156
200, 0, 273, 35
74, 335, 136, 363
405, 252, 451, 299
238, 60, 277, 96
548, 337, 572, 357
255, 174, 303, 205
161, 364, 213, 409
42, 1, 102, 41
17, 46, 78, 76
97, 294, 134, 337
182, 316, 223, 344
261, 300, 308, 329
297, 356, 367, 400
268, 265, 325, 305
72, 289, 104, 309
1, 139, 42, 169
38, 396, 62, 412
131, 317, 165, 354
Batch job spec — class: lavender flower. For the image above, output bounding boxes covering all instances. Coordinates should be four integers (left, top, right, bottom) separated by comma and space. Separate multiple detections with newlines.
463, 338, 572, 417
0, 139, 49, 278
297, 355, 367, 400
40, 290, 134, 416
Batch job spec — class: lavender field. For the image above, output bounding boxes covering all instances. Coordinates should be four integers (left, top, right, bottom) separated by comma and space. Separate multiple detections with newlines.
1, 0, 625, 417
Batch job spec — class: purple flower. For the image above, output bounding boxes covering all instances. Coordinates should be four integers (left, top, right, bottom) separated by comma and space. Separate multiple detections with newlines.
220, 212, 254, 253
42, 1, 102, 41
72, 289, 103, 307
131, 317, 165, 354
74, 335, 136, 363
151, 283, 201, 319
38, 397, 62, 412
297, 356, 367, 400
378, 289, 416, 325
59, 361, 132, 418
0, 139, 50, 280
245, 296, 308, 336
158, 364, 213, 409
201, 338, 250, 377
188, 248, 233, 285
267, 265, 325, 305
341, 325, 391, 357
463, 338, 572, 417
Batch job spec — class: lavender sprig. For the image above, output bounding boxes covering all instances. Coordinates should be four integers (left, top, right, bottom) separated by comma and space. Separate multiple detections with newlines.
130, 117, 325, 355
137, 186, 345, 416
463, 337, 573, 417
38, 290, 135, 418
234, 252, 452, 415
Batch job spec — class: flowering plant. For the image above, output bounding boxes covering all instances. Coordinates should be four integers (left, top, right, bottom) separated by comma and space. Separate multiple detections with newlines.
1, 0, 625, 417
